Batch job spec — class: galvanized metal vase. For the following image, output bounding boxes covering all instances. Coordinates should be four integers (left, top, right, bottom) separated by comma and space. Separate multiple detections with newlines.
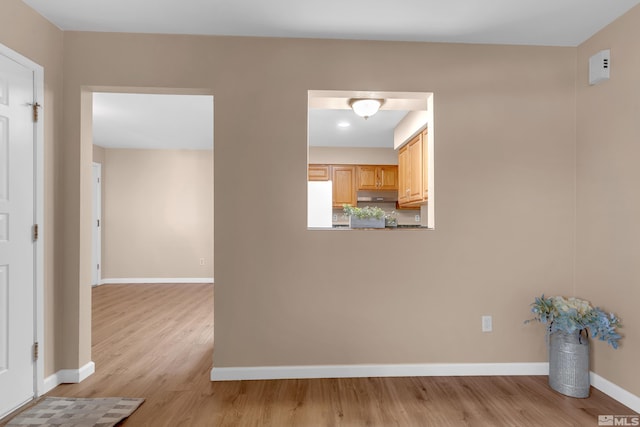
548, 330, 590, 398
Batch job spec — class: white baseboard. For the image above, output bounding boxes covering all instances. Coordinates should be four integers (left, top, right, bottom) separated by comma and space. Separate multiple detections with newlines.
99, 278, 214, 285
210, 363, 639, 413
591, 372, 640, 413
43, 373, 60, 394
210, 362, 549, 381
43, 361, 95, 394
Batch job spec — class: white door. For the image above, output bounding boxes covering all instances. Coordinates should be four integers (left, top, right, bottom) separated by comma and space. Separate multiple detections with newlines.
92, 162, 102, 286
0, 53, 36, 417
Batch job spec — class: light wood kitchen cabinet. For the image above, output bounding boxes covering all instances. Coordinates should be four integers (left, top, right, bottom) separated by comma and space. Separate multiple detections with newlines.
408, 134, 423, 202
308, 164, 330, 181
356, 165, 398, 190
398, 148, 409, 205
422, 129, 429, 200
331, 165, 356, 208
398, 129, 428, 207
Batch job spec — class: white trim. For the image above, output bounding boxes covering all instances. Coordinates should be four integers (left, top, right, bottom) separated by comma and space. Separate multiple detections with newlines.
210, 362, 549, 381
591, 372, 640, 413
33, 53, 45, 402
99, 277, 214, 285
0, 43, 45, 399
43, 372, 61, 394
43, 362, 96, 393
91, 162, 102, 286
210, 363, 640, 412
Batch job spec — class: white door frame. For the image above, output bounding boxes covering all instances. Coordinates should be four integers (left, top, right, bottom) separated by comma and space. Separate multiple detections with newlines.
0, 43, 45, 398
92, 162, 102, 286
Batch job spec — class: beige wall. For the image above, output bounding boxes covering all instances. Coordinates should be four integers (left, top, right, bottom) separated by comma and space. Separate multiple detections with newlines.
6, 0, 638, 395
0, 0, 64, 376
101, 148, 213, 279
576, 6, 640, 396
60, 32, 576, 370
93, 144, 105, 164
309, 147, 398, 165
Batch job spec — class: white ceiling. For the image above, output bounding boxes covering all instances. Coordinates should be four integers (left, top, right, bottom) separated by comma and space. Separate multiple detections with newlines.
23, 0, 640, 46
309, 109, 408, 148
308, 90, 430, 148
93, 93, 213, 150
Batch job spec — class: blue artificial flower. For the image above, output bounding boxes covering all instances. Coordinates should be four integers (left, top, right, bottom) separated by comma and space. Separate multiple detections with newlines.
526, 295, 622, 349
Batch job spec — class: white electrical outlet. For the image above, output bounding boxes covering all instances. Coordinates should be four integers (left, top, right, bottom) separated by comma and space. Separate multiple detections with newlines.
414, 214, 421, 222
482, 315, 492, 332
199, 258, 205, 266
333, 214, 338, 221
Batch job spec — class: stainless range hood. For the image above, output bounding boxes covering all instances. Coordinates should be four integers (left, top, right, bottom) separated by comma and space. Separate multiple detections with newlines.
356, 190, 399, 203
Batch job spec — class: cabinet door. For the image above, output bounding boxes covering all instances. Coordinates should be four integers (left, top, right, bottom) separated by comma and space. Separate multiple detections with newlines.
356, 165, 378, 190
332, 165, 356, 208
408, 134, 424, 202
308, 164, 330, 181
378, 165, 398, 190
422, 130, 428, 200
398, 147, 410, 204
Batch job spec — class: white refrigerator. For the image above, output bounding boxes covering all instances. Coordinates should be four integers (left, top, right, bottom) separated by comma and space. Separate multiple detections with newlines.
307, 181, 333, 228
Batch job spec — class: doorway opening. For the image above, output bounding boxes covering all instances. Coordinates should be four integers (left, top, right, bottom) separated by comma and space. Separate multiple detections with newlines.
88, 89, 214, 376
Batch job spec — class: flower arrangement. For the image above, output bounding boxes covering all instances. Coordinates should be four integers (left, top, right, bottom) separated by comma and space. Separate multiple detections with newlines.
343, 205, 385, 219
384, 210, 398, 227
526, 295, 622, 349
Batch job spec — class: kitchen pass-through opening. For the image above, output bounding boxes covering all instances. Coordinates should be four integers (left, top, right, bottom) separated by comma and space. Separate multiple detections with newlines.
307, 90, 435, 231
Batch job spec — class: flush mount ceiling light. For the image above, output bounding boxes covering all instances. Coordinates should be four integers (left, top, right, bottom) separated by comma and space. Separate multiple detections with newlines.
348, 98, 385, 120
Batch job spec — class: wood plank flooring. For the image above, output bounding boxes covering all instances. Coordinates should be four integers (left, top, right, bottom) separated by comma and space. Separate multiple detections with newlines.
2, 283, 636, 426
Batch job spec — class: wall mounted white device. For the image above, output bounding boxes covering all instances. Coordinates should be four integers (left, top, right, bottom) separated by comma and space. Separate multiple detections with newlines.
589, 49, 610, 85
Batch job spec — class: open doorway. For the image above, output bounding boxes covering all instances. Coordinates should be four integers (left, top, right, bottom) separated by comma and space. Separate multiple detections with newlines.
89, 91, 214, 376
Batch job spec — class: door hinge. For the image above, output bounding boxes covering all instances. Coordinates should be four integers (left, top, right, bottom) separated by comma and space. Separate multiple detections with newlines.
33, 342, 39, 361
97, 219, 100, 227
29, 102, 41, 123
33, 224, 39, 241
97, 263, 100, 271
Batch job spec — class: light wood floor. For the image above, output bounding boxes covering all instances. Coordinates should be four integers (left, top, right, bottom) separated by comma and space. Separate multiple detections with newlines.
2, 283, 635, 426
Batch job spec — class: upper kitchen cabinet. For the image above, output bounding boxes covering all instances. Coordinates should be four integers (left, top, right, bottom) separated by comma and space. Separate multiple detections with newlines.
398, 129, 428, 207
356, 165, 398, 191
398, 147, 409, 205
331, 165, 357, 208
422, 129, 429, 200
408, 134, 423, 202
308, 164, 330, 181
